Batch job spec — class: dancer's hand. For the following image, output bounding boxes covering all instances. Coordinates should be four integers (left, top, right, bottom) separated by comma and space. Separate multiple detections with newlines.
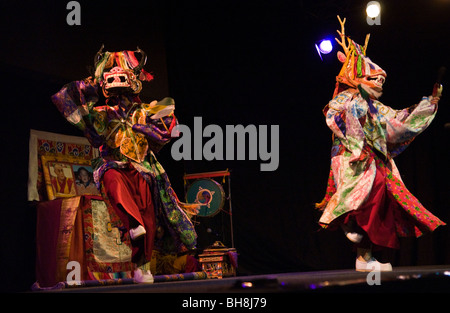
431, 96, 440, 105
432, 83, 443, 98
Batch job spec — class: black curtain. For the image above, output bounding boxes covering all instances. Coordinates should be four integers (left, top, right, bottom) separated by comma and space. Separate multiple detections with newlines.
162, 0, 450, 274
1, 0, 450, 292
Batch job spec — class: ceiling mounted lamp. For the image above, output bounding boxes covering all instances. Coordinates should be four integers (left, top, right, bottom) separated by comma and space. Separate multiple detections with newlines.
366, 1, 381, 25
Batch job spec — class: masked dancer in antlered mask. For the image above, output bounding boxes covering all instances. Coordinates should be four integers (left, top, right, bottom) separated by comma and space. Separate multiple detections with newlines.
316, 17, 445, 271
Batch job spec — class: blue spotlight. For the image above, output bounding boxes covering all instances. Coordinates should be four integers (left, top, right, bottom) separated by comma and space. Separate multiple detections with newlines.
319, 39, 333, 54
315, 39, 333, 60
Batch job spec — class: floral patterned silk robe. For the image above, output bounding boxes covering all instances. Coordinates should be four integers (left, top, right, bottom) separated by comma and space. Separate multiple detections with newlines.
317, 89, 445, 238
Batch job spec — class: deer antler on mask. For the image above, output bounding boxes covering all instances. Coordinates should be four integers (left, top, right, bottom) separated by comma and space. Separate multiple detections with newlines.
93, 45, 154, 98
333, 15, 386, 99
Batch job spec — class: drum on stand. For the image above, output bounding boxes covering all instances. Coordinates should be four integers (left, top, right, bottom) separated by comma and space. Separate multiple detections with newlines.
184, 170, 234, 250
186, 178, 225, 217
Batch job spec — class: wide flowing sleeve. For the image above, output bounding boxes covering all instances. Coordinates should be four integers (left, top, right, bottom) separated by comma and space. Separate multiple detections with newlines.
51, 79, 104, 147
381, 96, 438, 157
132, 97, 178, 153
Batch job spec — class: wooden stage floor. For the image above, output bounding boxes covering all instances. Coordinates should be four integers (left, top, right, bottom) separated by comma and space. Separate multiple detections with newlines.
43, 265, 450, 293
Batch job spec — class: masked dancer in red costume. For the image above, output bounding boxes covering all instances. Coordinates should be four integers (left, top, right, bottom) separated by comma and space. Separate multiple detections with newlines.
52, 46, 199, 283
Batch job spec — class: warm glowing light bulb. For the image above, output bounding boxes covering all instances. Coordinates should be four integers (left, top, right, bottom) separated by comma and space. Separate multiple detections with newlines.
366, 2, 381, 18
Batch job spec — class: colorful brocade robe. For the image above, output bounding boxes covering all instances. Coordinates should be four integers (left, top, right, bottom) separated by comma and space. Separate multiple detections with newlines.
51, 79, 197, 253
317, 89, 445, 237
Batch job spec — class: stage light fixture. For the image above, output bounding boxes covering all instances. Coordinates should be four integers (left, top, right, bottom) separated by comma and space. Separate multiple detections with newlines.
366, 1, 381, 25
319, 39, 333, 54
315, 39, 333, 60
366, 2, 380, 18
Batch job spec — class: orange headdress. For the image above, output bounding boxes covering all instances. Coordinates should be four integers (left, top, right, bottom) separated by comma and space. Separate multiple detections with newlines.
333, 16, 386, 99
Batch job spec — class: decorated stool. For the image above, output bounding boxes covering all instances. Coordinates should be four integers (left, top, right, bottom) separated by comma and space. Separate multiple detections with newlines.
198, 241, 238, 279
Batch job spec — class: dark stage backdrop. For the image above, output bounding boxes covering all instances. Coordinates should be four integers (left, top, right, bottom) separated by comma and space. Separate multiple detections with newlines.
161, 0, 450, 275
1, 0, 450, 291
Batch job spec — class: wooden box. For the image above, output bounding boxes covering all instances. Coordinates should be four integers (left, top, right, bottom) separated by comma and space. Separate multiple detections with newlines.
198, 241, 237, 279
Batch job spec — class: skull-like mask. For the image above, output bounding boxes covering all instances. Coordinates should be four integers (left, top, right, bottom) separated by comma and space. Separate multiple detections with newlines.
93, 45, 153, 98
102, 66, 142, 96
